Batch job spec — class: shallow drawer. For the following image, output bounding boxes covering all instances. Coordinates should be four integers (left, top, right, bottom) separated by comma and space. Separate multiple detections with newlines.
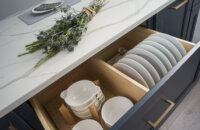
30, 27, 200, 130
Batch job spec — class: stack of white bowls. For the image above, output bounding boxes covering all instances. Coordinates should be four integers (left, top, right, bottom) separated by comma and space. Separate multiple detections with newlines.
60, 80, 105, 119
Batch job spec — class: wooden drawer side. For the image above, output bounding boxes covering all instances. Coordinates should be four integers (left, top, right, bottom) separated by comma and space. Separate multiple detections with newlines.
30, 98, 56, 130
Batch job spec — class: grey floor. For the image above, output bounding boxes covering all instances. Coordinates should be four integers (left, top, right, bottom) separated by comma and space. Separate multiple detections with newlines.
159, 78, 200, 130
192, 10, 200, 43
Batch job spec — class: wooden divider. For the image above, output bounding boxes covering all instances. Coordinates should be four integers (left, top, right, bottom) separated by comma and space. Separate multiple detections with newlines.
88, 58, 149, 103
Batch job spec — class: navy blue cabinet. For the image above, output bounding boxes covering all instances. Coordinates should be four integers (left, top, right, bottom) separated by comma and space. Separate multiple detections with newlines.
186, 1, 200, 41
0, 102, 43, 130
147, 0, 200, 41
111, 42, 200, 130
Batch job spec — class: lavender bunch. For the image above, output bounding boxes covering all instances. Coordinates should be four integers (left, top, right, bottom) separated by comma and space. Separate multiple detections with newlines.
19, 0, 106, 68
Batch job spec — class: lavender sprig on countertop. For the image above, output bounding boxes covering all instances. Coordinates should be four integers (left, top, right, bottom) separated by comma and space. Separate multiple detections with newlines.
19, 0, 106, 68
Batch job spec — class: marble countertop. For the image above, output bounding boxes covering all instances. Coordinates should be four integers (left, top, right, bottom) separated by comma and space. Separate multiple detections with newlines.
0, 0, 175, 117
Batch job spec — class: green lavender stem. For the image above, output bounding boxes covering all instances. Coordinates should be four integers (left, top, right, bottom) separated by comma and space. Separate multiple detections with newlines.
19, 0, 106, 68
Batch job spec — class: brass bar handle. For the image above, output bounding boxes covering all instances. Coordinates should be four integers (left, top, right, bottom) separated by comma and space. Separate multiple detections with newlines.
147, 98, 175, 128
8, 121, 17, 130
171, 0, 188, 10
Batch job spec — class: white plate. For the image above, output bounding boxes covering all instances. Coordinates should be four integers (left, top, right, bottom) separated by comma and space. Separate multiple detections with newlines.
113, 62, 148, 88
101, 96, 133, 127
152, 33, 187, 56
140, 40, 177, 66
125, 54, 160, 83
127, 48, 167, 77
32, 0, 64, 14
118, 58, 155, 88
145, 36, 182, 62
136, 43, 172, 71
73, 119, 103, 130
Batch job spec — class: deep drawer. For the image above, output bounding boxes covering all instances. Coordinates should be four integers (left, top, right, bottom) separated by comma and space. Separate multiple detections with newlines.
30, 27, 200, 130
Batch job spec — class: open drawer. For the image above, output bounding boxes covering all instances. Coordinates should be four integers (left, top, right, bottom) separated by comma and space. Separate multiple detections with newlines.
30, 27, 200, 130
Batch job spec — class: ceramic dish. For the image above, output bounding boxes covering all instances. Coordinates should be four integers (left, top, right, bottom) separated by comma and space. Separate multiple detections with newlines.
145, 36, 182, 62
101, 96, 133, 127
113, 62, 148, 88
71, 91, 104, 112
140, 40, 177, 66
60, 80, 101, 108
73, 101, 102, 119
32, 0, 64, 14
125, 54, 160, 83
127, 48, 167, 77
72, 119, 103, 130
152, 33, 186, 56
118, 58, 155, 88
136, 43, 172, 71
72, 94, 105, 116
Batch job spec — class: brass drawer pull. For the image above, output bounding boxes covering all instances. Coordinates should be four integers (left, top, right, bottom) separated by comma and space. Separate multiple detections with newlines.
8, 121, 17, 130
171, 0, 188, 10
147, 98, 175, 128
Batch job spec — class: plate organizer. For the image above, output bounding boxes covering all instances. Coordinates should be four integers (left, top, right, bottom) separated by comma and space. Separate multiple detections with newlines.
30, 27, 195, 130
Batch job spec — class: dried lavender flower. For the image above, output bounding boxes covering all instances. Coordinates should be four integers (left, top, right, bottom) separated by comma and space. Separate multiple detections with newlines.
19, 0, 106, 68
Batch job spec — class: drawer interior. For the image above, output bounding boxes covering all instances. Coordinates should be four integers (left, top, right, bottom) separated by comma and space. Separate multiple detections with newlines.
30, 27, 195, 130
31, 59, 148, 130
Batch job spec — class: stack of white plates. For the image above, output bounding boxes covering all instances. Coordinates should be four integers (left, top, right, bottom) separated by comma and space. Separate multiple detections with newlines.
60, 80, 105, 119
114, 33, 186, 89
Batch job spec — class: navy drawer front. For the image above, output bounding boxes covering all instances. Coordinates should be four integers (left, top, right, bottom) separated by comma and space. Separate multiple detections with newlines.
0, 111, 32, 130
0, 103, 43, 130
111, 42, 200, 130
193, 0, 200, 6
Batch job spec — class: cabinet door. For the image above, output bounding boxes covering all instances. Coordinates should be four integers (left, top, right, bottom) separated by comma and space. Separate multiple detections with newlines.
14, 103, 44, 130
186, 2, 200, 41
0, 111, 32, 130
155, 0, 192, 39
0, 103, 44, 130
111, 43, 200, 130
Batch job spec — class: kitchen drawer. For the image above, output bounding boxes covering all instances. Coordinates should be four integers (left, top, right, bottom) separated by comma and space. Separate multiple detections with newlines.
30, 27, 200, 130
193, 0, 200, 6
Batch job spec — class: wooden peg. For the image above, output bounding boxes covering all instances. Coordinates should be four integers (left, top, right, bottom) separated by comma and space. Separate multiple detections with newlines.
89, 103, 99, 121
93, 80, 100, 86
59, 104, 76, 125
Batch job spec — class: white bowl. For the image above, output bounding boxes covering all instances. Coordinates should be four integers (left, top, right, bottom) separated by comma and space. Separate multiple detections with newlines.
73, 103, 101, 119
72, 119, 103, 130
101, 96, 133, 127
72, 95, 105, 118
71, 91, 104, 111
69, 90, 103, 111
60, 80, 101, 108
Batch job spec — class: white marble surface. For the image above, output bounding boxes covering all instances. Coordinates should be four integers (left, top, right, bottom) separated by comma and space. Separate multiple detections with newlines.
0, 0, 175, 117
